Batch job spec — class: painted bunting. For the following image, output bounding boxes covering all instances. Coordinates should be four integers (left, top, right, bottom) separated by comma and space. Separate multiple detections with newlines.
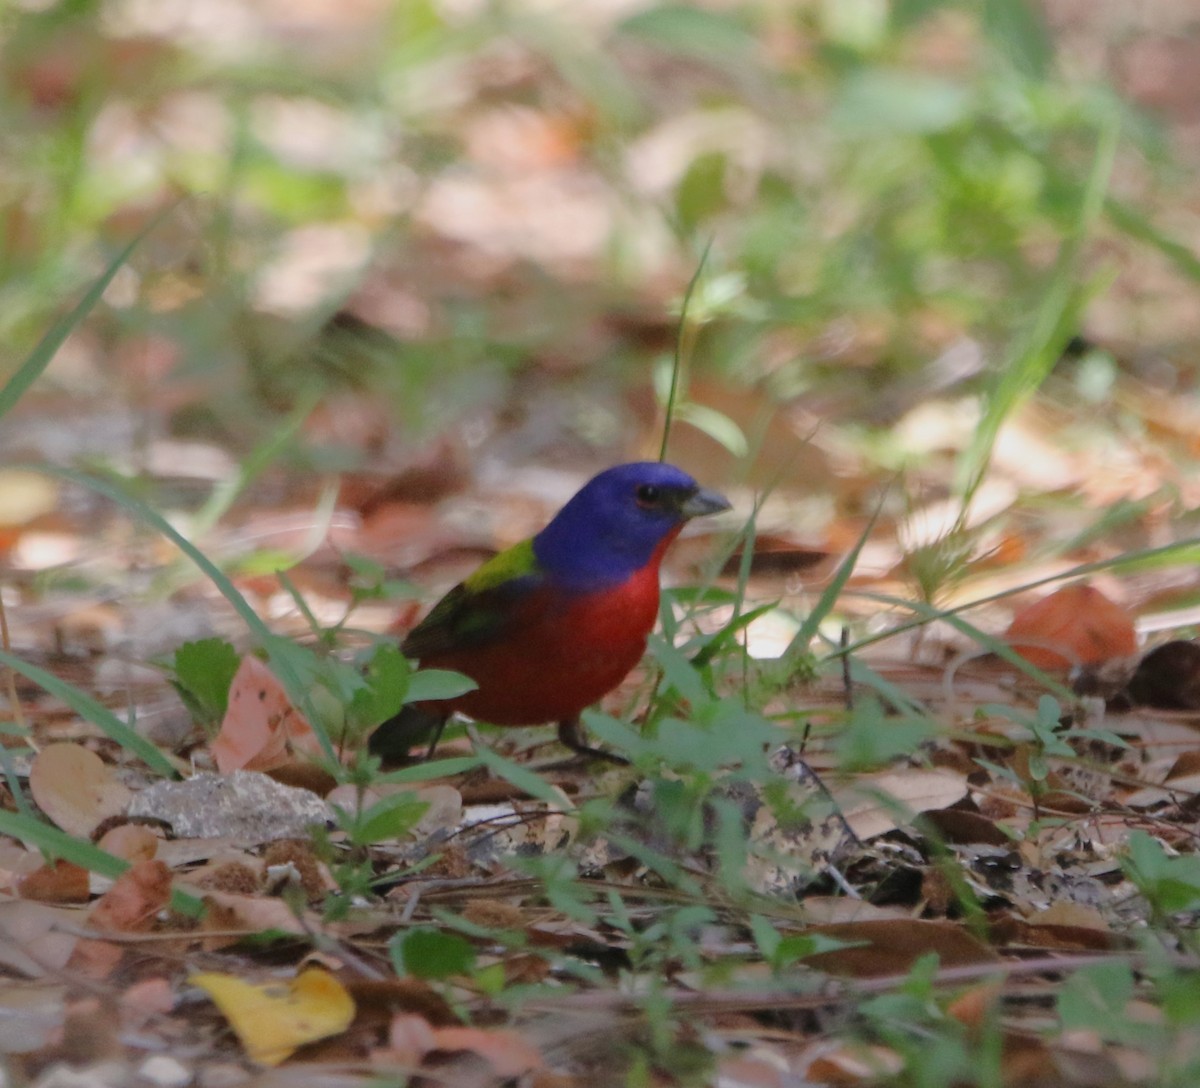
369, 461, 731, 763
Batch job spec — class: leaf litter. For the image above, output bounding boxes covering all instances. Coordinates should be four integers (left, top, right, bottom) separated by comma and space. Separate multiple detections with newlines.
6, 5, 1200, 1088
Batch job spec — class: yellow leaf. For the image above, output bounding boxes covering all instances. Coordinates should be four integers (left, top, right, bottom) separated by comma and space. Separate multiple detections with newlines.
191, 967, 355, 1066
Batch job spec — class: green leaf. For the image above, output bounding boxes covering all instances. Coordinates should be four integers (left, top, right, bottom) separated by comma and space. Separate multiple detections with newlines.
343, 790, 429, 845
618, 5, 756, 59
475, 746, 567, 809
835, 696, 937, 771
675, 401, 749, 457
1124, 831, 1200, 914
982, 0, 1054, 79
391, 927, 476, 979
406, 668, 477, 703
676, 150, 728, 232
349, 643, 410, 728
831, 71, 971, 135
648, 633, 711, 707
1058, 962, 1135, 1034
377, 755, 483, 784
171, 638, 241, 725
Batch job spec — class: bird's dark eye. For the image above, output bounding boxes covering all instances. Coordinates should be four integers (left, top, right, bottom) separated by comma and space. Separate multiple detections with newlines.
635, 484, 662, 506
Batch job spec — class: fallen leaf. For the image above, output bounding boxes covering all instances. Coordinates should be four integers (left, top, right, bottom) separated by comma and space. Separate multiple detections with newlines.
17, 860, 90, 904
803, 919, 999, 978
805, 1042, 903, 1082
28, 743, 132, 837
427, 1025, 545, 1078
945, 982, 1001, 1028
1006, 584, 1137, 670
0, 470, 59, 526
0, 901, 81, 977
195, 890, 309, 937
211, 657, 323, 773
191, 967, 355, 1067
95, 823, 160, 863
834, 769, 968, 840
88, 859, 172, 932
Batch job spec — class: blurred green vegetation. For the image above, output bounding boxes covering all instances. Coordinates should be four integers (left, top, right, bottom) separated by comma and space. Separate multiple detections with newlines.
0, 0, 1191, 463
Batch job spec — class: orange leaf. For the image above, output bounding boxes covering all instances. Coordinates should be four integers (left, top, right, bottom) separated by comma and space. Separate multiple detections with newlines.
88, 860, 172, 933
1005, 583, 1137, 670
211, 657, 322, 773
17, 859, 90, 903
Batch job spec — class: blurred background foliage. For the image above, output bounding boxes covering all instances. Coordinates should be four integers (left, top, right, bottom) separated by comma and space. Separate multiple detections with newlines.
1, 0, 1197, 492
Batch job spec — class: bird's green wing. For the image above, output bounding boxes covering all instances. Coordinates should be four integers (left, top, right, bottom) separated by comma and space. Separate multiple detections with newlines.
400, 538, 543, 659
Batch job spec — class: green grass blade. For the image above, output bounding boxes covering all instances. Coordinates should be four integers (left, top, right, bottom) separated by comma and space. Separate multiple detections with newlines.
659, 238, 713, 463
0, 807, 202, 915
956, 113, 1120, 508
838, 590, 1075, 703
0, 211, 173, 422
475, 746, 572, 809
841, 533, 1200, 660
0, 650, 178, 778
26, 465, 335, 762
782, 498, 883, 661
191, 388, 322, 536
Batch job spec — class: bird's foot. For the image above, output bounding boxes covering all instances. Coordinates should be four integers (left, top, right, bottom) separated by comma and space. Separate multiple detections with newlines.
556, 718, 630, 766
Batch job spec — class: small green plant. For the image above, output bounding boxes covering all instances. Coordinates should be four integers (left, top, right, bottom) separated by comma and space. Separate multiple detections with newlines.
975, 694, 1127, 819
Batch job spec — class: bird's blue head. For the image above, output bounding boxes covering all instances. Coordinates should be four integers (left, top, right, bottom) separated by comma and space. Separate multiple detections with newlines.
533, 461, 730, 588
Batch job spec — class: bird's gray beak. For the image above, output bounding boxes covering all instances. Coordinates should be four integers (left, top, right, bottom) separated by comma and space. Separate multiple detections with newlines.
680, 486, 732, 519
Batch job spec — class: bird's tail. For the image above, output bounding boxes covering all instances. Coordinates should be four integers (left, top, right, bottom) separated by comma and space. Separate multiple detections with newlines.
367, 703, 448, 765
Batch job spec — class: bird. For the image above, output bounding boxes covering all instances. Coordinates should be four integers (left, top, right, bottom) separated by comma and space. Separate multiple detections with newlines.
368, 461, 731, 764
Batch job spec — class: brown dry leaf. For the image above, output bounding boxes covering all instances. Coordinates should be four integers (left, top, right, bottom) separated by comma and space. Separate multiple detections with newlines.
191, 967, 355, 1067
1006, 583, 1137, 670
944, 982, 1001, 1028
28, 743, 132, 837
118, 976, 175, 1029
0, 901, 81, 977
427, 1025, 546, 1079
65, 937, 124, 981
798, 898, 912, 925
1030, 901, 1112, 932
211, 656, 323, 773
17, 859, 90, 904
88, 859, 172, 932
713, 1052, 792, 1088
379, 1012, 436, 1072
196, 889, 309, 936
1163, 747, 1200, 792
805, 1042, 903, 1083
834, 769, 968, 840
803, 919, 999, 978
95, 822, 161, 863
346, 977, 458, 1037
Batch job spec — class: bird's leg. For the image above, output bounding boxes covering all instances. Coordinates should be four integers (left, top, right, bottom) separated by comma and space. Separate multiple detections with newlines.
423, 714, 450, 761
368, 703, 450, 766
556, 718, 630, 766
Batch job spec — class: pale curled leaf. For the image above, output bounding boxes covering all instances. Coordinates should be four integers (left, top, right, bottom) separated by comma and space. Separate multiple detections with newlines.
833, 768, 968, 841
28, 743, 132, 837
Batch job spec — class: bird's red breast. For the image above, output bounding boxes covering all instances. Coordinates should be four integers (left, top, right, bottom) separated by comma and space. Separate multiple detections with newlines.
419, 529, 679, 725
